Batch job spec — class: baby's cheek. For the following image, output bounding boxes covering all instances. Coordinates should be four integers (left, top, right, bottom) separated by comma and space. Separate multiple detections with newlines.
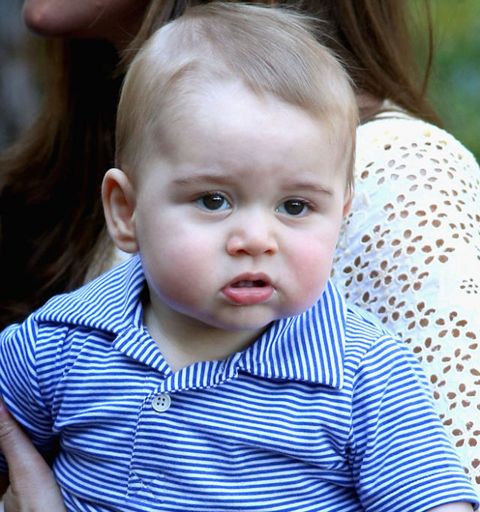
290, 247, 334, 307
145, 235, 218, 303
146, 262, 205, 312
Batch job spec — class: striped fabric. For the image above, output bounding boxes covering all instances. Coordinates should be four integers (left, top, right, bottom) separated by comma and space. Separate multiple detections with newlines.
0, 255, 478, 512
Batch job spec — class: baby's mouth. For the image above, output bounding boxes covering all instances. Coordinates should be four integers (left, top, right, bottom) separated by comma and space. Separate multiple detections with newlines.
223, 274, 274, 305
231, 279, 269, 288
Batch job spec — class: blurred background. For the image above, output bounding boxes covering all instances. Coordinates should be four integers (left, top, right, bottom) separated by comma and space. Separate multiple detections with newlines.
0, 0, 479, 161
424, 0, 480, 161
0, 0, 41, 151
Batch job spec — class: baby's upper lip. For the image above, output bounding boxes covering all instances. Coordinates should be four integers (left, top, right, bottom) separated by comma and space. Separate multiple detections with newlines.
226, 273, 272, 288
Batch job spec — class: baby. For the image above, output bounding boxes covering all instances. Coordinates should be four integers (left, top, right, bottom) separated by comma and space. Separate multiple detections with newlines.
1, 3, 478, 511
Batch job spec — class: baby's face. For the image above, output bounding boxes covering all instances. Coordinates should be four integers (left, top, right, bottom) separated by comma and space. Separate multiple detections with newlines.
133, 80, 351, 336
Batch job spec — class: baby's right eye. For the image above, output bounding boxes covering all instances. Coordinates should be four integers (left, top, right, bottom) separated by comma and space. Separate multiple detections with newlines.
195, 192, 231, 211
276, 198, 310, 217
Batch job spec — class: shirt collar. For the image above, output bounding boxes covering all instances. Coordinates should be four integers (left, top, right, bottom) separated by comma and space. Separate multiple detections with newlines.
35, 254, 146, 332
36, 254, 346, 388
234, 280, 346, 388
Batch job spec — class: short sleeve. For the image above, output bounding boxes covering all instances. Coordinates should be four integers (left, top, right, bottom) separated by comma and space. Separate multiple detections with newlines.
333, 115, 480, 485
349, 335, 479, 511
0, 319, 56, 472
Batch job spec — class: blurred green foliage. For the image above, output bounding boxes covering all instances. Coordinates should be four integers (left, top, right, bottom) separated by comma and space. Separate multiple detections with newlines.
419, 0, 480, 162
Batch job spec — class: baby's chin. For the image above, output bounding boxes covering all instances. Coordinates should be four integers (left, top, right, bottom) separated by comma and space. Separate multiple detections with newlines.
192, 308, 274, 333
200, 306, 306, 333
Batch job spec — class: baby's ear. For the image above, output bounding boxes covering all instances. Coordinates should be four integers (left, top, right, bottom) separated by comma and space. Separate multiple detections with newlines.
102, 168, 138, 253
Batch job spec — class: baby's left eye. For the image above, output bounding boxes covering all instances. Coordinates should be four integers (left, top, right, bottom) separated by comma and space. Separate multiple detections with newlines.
195, 192, 231, 211
276, 199, 310, 216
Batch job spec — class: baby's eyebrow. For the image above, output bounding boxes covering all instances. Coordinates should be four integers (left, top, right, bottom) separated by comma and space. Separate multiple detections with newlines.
171, 174, 334, 196
171, 173, 233, 187
280, 181, 334, 196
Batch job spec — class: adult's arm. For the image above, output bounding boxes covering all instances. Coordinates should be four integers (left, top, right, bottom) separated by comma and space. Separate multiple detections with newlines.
0, 397, 65, 511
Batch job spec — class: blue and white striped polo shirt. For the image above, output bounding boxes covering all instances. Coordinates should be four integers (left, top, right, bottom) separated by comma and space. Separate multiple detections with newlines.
1, 255, 478, 512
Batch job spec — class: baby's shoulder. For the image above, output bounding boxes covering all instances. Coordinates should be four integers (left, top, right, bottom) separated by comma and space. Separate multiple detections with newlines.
341, 303, 414, 374
35, 254, 143, 330
1, 255, 144, 356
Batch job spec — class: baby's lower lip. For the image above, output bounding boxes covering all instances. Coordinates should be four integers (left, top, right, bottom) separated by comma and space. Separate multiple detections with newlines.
222, 283, 274, 305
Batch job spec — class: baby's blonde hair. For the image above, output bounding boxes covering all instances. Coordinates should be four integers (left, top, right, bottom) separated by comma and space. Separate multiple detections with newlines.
116, 2, 358, 189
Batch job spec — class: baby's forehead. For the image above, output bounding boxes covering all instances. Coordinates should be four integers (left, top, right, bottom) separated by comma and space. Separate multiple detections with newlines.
139, 81, 352, 188
152, 73, 346, 136
150, 80, 313, 143
136, 76, 350, 175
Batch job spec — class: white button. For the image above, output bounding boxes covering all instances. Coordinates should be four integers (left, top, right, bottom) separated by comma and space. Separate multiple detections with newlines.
152, 393, 171, 412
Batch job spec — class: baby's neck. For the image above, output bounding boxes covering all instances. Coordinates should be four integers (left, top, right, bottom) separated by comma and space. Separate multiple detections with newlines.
144, 302, 265, 373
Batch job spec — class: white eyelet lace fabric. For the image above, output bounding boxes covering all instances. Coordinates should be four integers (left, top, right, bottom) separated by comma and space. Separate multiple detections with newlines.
333, 112, 480, 487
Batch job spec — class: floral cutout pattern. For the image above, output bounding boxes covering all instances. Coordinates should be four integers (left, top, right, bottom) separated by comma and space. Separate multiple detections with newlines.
333, 112, 480, 487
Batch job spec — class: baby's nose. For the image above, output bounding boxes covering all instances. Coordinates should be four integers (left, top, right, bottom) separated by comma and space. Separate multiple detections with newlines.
226, 218, 278, 257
